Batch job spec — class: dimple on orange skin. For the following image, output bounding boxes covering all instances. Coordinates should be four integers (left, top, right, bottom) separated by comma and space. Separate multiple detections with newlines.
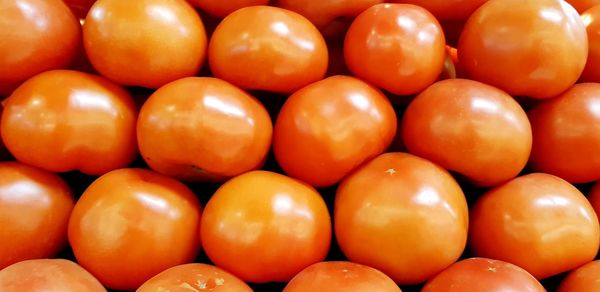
83, 0, 207, 88
470, 173, 600, 279
402, 79, 532, 187
1, 70, 138, 176
0, 0, 81, 90
138, 263, 252, 292
458, 0, 588, 99
208, 6, 328, 94
68, 168, 203, 291
0, 162, 74, 270
0, 259, 105, 292
284, 261, 401, 292
422, 258, 545, 292
344, 3, 446, 95
200, 171, 331, 283
528, 83, 600, 183
273, 75, 397, 188
334, 152, 469, 285
137, 77, 272, 182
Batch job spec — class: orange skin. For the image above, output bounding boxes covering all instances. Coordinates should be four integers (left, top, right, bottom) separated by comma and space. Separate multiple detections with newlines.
138, 77, 272, 182
558, 260, 600, 292
470, 173, 600, 279
68, 168, 203, 290
201, 171, 331, 283
0, 162, 73, 269
284, 261, 401, 292
208, 6, 328, 94
581, 6, 600, 82
566, 0, 600, 12
389, 0, 488, 20
84, 0, 207, 88
275, 0, 384, 37
187, 0, 269, 17
529, 83, 600, 183
138, 263, 252, 292
273, 75, 397, 188
402, 79, 532, 187
334, 152, 469, 285
0, 259, 105, 292
422, 258, 545, 292
1, 70, 137, 176
344, 4, 446, 95
459, 0, 587, 99
0, 0, 80, 90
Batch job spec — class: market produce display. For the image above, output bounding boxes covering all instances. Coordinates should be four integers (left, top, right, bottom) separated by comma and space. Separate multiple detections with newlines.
1, 0, 600, 291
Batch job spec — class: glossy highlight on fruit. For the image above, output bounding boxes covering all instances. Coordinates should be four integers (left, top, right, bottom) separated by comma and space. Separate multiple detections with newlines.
209, 6, 328, 93
0, 162, 74, 269
138, 263, 252, 292
137, 77, 272, 182
345, 4, 446, 95
1, 70, 137, 176
335, 152, 469, 285
201, 171, 331, 283
459, 0, 587, 99
273, 75, 397, 187
68, 168, 203, 290
84, 0, 207, 88
402, 79, 532, 186
0, 259, 105, 292
470, 173, 600, 279
0, 0, 81, 93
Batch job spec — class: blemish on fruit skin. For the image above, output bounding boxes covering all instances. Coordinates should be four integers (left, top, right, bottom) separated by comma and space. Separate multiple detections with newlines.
215, 278, 225, 286
195, 280, 207, 289
179, 282, 200, 291
385, 168, 397, 175
487, 266, 497, 272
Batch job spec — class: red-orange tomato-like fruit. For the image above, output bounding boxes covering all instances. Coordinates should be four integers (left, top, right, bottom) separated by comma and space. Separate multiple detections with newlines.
138, 263, 252, 292
558, 260, 600, 292
567, 0, 600, 12
390, 0, 488, 20
470, 173, 600, 279
422, 258, 545, 292
284, 261, 401, 292
273, 75, 397, 188
1, 70, 137, 176
187, 0, 269, 17
84, 0, 207, 88
275, 0, 384, 36
209, 6, 328, 93
402, 79, 532, 187
528, 83, 600, 183
68, 168, 203, 291
201, 171, 331, 283
137, 77, 272, 182
335, 152, 469, 285
344, 4, 445, 95
0, 162, 73, 270
581, 5, 600, 82
459, 0, 587, 99
0, 0, 80, 92
0, 259, 105, 292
